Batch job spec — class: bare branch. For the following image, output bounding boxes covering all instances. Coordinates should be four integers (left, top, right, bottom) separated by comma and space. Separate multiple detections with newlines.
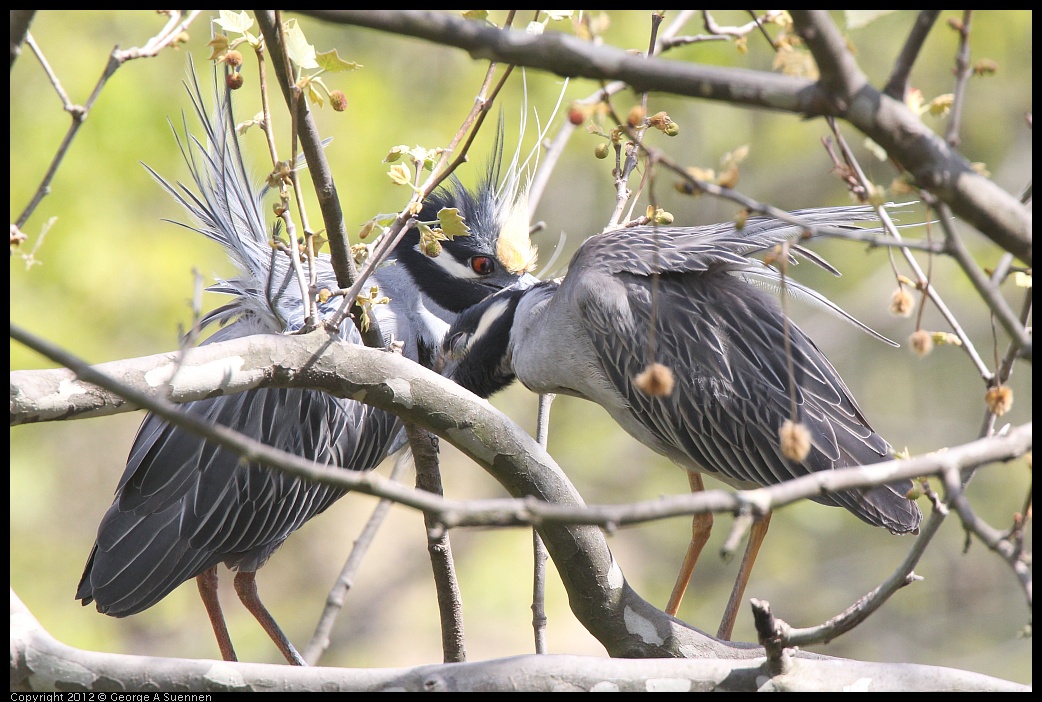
296, 10, 1030, 264
408, 422, 467, 663
9, 322, 756, 659
790, 10, 1030, 265
11, 326, 1031, 534
15, 11, 204, 230
882, 10, 941, 99
933, 199, 1033, 356
11, 589, 1028, 692
253, 11, 382, 347
9, 10, 36, 69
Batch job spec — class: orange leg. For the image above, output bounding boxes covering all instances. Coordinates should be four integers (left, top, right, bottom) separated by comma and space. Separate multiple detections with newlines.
196, 566, 237, 662
716, 511, 772, 640
233, 570, 308, 665
665, 472, 713, 616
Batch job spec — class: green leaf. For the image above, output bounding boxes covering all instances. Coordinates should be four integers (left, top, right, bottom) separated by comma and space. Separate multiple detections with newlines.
383, 145, 410, 163
417, 222, 441, 240
207, 34, 230, 60
316, 49, 362, 73
234, 112, 264, 137
307, 81, 323, 107
215, 10, 254, 34
437, 208, 471, 239
357, 218, 379, 240
862, 137, 888, 161
387, 163, 412, 185
284, 19, 318, 69
405, 146, 425, 162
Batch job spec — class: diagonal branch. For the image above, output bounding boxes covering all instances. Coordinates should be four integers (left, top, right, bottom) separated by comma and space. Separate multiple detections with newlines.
9, 322, 755, 659
11, 325, 1031, 530
253, 11, 383, 348
790, 10, 1030, 265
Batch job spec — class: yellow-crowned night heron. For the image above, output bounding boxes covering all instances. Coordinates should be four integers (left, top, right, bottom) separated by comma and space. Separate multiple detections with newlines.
75, 71, 537, 664
442, 209, 922, 639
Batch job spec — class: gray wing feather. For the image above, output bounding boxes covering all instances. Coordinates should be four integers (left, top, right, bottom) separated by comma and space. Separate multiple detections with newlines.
143, 66, 345, 338
570, 206, 896, 345
568, 249, 919, 534
574, 206, 885, 277
77, 66, 402, 616
736, 269, 899, 347
78, 388, 403, 617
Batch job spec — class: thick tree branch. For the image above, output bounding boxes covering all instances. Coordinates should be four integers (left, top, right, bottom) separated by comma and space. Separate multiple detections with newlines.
294, 10, 1030, 265
11, 323, 1032, 659
790, 10, 1030, 265
11, 327, 1031, 532
11, 589, 1028, 692
882, 10, 941, 100
9, 10, 35, 70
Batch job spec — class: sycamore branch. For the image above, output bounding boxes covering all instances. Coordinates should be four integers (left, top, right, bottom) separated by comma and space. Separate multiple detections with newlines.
296, 10, 1030, 266
11, 325, 1030, 529
11, 590, 1028, 692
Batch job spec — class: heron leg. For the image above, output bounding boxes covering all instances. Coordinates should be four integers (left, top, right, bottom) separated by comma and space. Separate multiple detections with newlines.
665, 472, 713, 616
196, 566, 237, 662
233, 570, 308, 666
716, 511, 772, 640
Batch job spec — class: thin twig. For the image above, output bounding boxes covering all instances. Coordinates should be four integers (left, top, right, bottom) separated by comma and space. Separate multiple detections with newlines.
825, 119, 994, 378
275, 10, 321, 326
929, 198, 1031, 356
944, 466, 1032, 606
774, 503, 941, 649
979, 285, 1032, 438
532, 392, 556, 654
254, 11, 381, 345
408, 422, 467, 663
16, 11, 203, 229
328, 40, 518, 331
528, 9, 695, 215
945, 11, 974, 148
11, 320, 1032, 532
882, 11, 941, 100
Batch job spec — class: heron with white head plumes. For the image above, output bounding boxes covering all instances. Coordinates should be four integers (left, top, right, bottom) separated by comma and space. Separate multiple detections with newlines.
76, 68, 539, 664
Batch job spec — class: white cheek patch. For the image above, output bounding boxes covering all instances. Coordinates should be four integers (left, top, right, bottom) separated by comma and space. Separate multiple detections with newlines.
464, 298, 512, 353
419, 244, 484, 280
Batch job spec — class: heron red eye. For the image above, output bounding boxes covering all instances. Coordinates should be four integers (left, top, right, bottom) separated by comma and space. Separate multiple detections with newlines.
470, 255, 495, 275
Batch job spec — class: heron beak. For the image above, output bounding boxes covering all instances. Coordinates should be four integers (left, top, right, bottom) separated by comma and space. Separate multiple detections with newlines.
516, 273, 540, 290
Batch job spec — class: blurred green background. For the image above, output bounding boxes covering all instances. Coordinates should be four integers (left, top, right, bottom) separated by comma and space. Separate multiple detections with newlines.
10, 11, 1031, 683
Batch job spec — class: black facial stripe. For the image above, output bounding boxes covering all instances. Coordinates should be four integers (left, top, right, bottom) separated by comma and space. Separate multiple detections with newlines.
394, 228, 517, 313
